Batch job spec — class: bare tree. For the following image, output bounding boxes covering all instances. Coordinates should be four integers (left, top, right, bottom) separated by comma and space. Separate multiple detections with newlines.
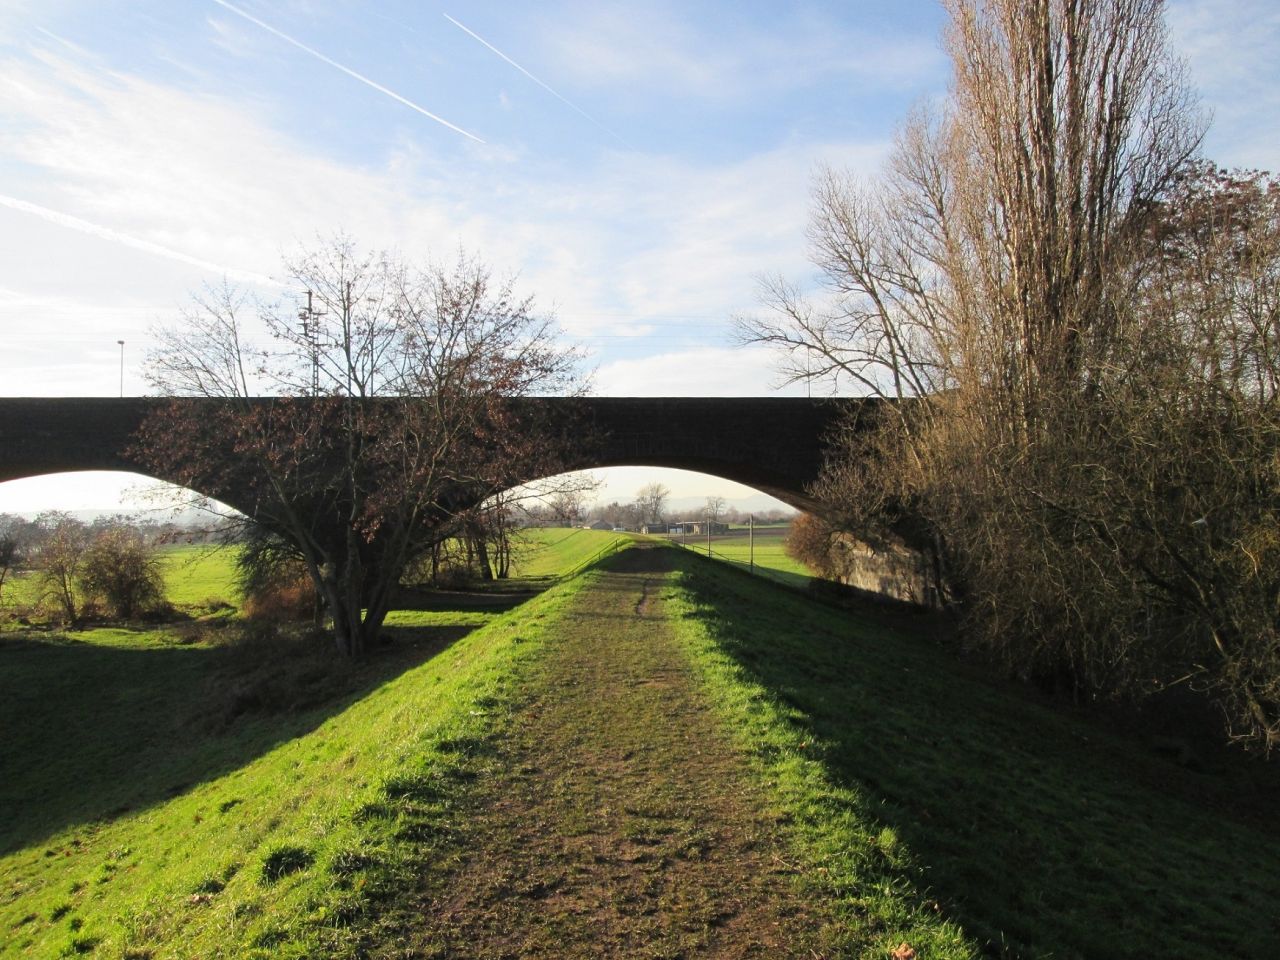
139, 237, 584, 657
79, 525, 167, 620
0, 514, 26, 607
737, 1, 1280, 748
703, 495, 727, 524
635, 482, 670, 526
33, 512, 88, 623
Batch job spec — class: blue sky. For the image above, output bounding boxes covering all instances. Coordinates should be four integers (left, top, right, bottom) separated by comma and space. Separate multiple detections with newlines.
1, 0, 1277, 513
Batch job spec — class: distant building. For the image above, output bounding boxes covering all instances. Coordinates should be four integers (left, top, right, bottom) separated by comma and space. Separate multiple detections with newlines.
669, 520, 729, 536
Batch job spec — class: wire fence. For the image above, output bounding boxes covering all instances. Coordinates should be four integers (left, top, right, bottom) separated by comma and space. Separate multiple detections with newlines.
667, 536, 811, 590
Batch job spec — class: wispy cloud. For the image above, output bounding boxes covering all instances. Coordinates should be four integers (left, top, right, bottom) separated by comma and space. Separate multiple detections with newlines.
443, 12, 628, 147
210, 0, 485, 144
0, 34, 887, 398
545, 2, 943, 103
0, 193, 283, 287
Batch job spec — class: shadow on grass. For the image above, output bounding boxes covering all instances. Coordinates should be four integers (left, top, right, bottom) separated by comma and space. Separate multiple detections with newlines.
0, 615, 479, 857
666, 548, 1280, 959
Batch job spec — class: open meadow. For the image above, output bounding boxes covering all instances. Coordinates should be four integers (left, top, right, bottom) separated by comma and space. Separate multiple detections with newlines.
661, 522, 812, 588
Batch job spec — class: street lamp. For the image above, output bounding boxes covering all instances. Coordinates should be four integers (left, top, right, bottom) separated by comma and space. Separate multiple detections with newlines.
117, 340, 124, 397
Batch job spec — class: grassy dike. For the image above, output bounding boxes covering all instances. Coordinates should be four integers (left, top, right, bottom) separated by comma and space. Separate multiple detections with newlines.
662, 546, 1280, 958
7, 538, 1279, 957
0, 579, 590, 959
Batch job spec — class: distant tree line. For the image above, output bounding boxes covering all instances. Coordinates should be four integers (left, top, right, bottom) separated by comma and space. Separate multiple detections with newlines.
742, 0, 1280, 751
522, 481, 793, 531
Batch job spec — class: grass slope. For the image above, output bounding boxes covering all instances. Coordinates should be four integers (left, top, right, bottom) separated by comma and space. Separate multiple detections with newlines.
6, 538, 1278, 958
509, 527, 628, 579
669, 525, 812, 588
0, 583, 584, 958
663, 546, 1280, 958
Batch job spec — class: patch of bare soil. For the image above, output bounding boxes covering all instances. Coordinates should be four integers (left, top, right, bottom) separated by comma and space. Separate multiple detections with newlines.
403, 546, 837, 958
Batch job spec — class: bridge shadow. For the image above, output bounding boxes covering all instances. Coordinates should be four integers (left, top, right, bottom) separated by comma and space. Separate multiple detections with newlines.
0, 616, 477, 857
663, 548, 1280, 958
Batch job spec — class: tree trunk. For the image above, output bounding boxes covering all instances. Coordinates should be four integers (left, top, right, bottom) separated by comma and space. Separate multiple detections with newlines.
473, 534, 493, 581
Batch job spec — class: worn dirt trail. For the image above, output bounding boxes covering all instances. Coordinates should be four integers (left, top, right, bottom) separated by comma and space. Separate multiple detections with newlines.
408, 546, 834, 958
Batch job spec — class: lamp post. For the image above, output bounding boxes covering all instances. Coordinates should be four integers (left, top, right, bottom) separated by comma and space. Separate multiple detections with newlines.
117, 340, 124, 397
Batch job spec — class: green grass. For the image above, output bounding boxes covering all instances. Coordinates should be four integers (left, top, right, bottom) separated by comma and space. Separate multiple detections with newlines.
0, 581, 584, 958
6, 538, 1279, 957
157, 544, 241, 608
662, 546, 1280, 958
508, 526, 630, 579
666, 524, 814, 588
1, 543, 242, 614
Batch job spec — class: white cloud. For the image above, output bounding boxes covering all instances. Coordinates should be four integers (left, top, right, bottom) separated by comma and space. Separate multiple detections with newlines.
594, 345, 806, 397
0, 39, 888, 401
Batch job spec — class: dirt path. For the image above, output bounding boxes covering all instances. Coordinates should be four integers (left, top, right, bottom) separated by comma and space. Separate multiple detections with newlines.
407, 546, 835, 958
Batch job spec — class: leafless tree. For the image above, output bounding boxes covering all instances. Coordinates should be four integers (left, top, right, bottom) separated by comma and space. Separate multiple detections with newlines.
702, 495, 725, 522
635, 482, 671, 526
0, 514, 26, 606
737, 1, 1280, 749
140, 237, 584, 657
33, 512, 88, 623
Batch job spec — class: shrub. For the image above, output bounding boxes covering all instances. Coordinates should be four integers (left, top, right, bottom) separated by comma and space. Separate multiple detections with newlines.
235, 527, 319, 623
78, 528, 167, 620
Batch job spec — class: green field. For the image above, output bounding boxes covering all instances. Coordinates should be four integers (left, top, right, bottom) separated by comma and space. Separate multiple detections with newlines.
1, 543, 242, 615
157, 544, 241, 607
663, 523, 813, 588
2, 531, 619, 617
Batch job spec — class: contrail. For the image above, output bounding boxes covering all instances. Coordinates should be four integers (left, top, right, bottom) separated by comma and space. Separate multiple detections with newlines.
442, 13, 629, 147
0, 194, 285, 288
211, 0, 484, 144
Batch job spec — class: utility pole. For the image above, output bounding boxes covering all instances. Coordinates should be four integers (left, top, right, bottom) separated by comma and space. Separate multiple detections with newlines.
116, 340, 124, 397
298, 290, 325, 395
749, 513, 754, 574
344, 280, 354, 396
706, 515, 711, 557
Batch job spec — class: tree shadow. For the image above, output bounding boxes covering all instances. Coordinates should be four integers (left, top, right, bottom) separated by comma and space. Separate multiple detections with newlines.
0, 616, 478, 856
667, 549, 1280, 958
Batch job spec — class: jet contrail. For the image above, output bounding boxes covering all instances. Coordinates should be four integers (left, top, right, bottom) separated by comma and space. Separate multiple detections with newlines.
0, 193, 284, 288
443, 13, 629, 147
211, 0, 484, 144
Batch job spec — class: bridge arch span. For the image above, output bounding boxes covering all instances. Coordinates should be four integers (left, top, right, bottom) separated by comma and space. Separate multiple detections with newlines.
0, 396, 876, 515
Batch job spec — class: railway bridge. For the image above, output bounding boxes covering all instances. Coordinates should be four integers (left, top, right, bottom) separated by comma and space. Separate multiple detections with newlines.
0, 396, 879, 513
